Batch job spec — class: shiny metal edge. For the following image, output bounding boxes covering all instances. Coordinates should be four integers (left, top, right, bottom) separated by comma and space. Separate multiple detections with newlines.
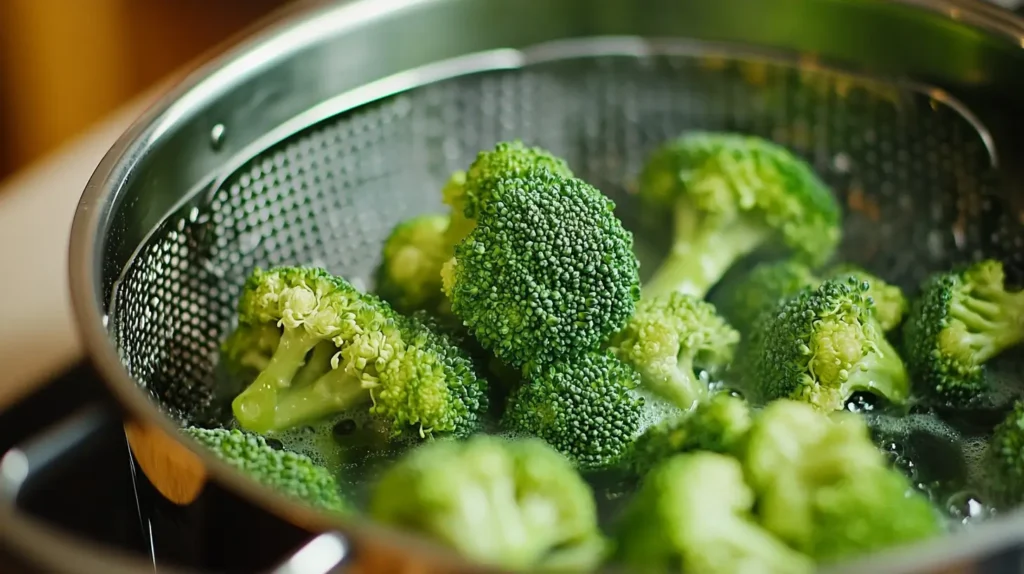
64, 0, 1024, 573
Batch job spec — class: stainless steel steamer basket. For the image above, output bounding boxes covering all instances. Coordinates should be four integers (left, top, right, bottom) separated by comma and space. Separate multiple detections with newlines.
8, 0, 1022, 572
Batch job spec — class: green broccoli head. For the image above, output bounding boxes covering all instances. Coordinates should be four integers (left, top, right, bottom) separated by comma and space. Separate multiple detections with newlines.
629, 393, 752, 476
983, 400, 1024, 507
903, 259, 1024, 406
183, 426, 345, 513
807, 464, 943, 564
369, 434, 606, 572
824, 263, 908, 332
742, 400, 940, 561
500, 352, 645, 471
375, 214, 450, 314
227, 266, 487, 437
608, 292, 739, 410
614, 451, 814, 574
442, 140, 574, 249
638, 132, 842, 299
442, 169, 640, 373
713, 259, 820, 333
749, 276, 911, 411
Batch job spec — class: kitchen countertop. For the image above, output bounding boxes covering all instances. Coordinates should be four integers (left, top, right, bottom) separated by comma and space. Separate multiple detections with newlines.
0, 85, 168, 409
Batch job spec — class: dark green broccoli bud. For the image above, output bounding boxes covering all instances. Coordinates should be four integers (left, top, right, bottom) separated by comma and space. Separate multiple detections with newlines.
824, 263, 908, 332
369, 434, 607, 572
983, 400, 1024, 507
442, 140, 574, 250
382, 312, 489, 438
748, 276, 911, 411
609, 292, 739, 410
743, 400, 940, 561
637, 132, 841, 299
442, 169, 640, 373
375, 214, 450, 314
183, 426, 345, 513
614, 451, 814, 574
629, 393, 752, 476
903, 259, 1024, 405
226, 266, 487, 437
500, 352, 645, 471
715, 260, 907, 335
713, 259, 820, 333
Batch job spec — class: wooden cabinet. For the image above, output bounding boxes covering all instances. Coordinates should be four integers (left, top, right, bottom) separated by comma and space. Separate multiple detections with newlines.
0, 0, 290, 183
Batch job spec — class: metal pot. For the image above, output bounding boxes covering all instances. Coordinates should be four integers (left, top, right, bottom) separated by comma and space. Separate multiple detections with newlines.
3, 0, 1024, 572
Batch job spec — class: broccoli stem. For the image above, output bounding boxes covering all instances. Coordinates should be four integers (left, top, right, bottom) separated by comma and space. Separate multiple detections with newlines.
643, 202, 770, 299
232, 327, 321, 431
839, 336, 909, 407
951, 295, 1024, 363
292, 341, 337, 388
271, 367, 372, 432
649, 355, 707, 411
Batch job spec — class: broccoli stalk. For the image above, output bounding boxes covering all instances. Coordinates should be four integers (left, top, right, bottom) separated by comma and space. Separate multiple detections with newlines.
614, 452, 815, 574
904, 259, 1024, 405
608, 292, 739, 410
637, 132, 842, 299
369, 435, 607, 572
643, 196, 777, 298
745, 276, 911, 411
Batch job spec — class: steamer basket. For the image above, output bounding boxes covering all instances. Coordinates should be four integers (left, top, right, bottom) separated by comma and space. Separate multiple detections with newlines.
38, 0, 1024, 572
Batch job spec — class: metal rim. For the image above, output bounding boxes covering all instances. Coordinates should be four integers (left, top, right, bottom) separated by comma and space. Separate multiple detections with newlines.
63, 0, 1024, 572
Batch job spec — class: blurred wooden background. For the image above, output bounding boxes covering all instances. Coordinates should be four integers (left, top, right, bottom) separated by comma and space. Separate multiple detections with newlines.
0, 0, 294, 186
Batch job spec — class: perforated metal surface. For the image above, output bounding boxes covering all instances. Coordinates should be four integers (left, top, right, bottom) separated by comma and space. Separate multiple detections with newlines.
109, 50, 1019, 424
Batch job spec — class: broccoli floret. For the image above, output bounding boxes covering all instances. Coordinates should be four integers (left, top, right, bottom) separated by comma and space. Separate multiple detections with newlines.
227, 266, 487, 437
743, 400, 940, 561
983, 400, 1024, 507
746, 276, 910, 411
441, 140, 574, 250
381, 311, 489, 438
183, 426, 345, 513
807, 464, 943, 564
714, 259, 906, 334
500, 352, 645, 471
609, 293, 739, 410
629, 393, 752, 476
903, 259, 1024, 405
375, 214, 450, 314
713, 259, 819, 333
637, 132, 841, 299
369, 434, 607, 572
824, 263, 908, 332
614, 451, 814, 574
442, 168, 640, 373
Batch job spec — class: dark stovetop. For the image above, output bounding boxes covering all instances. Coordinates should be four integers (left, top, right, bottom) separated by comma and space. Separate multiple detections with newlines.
0, 362, 313, 574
